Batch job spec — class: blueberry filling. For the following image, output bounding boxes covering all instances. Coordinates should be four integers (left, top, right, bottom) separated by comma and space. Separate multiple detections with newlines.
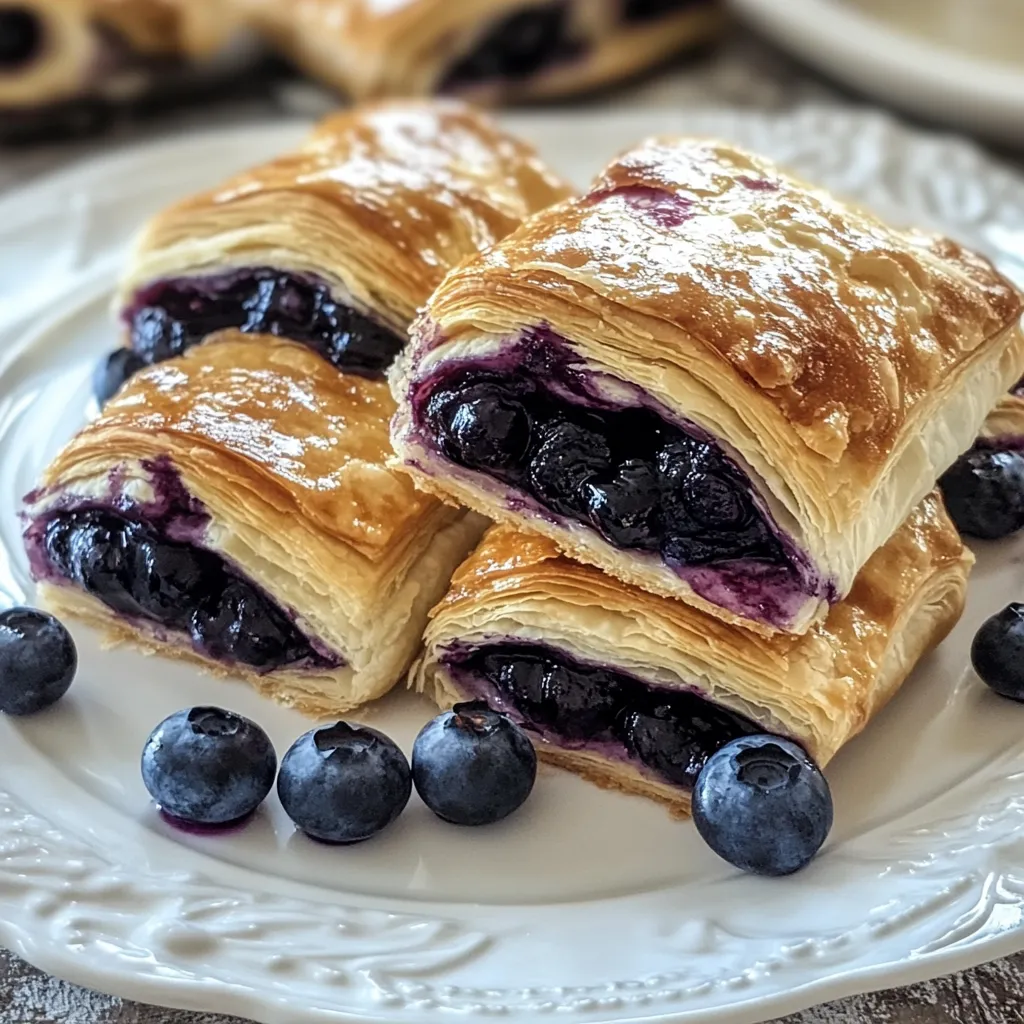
441, 2, 584, 90
37, 509, 333, 672
621, 0, 708, 23
0, 7, 43, 70
424, 369, 785, 570
125, 269, 405, 378
449, 643, 761, 789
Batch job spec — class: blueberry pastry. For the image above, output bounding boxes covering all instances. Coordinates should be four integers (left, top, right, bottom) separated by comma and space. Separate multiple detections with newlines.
116, 99, 571, 380
233, 0, 721, 103
23, 332, 485, 714
0, 0, 249, 143
412, 493, 971, 814
391, 138, 1024, 635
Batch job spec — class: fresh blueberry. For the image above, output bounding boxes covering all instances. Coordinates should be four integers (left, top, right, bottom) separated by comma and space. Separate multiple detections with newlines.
277, 722, 411, 843
584, 459, 662, 549
0, 9, 42, 68
141, 707, 277, 826
528, 420, 612, 517
692, 735, 833, 876
939, 448, 1024, 540
971, 603, 1024, 701
429, 382, 532, 471
93, 348, 146, 406
0, 608, 77, 716
412, 701, 537, 826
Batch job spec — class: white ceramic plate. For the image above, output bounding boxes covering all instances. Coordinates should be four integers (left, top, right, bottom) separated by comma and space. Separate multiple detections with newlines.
729, 0, 1024, 146
3, 107, 1024, 1024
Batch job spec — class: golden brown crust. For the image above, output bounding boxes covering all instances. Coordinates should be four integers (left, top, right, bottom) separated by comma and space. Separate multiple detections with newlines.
392, 137, 1022, 633
92, 0, 238, 56
46, 332, 433, 558
118, 99, 572, 335
415, 492, 971, 772
981, 393, 1024, 443
422, 138, 1022, 465
28, 334, 487, 709
232, 0, 722, 102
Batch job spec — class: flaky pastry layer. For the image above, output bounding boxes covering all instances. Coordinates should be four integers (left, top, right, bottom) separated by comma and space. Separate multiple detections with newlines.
117, 99, 572, 340
392, 137, 1023, 632
412, 493, 971, 811
25, 333, 486, 711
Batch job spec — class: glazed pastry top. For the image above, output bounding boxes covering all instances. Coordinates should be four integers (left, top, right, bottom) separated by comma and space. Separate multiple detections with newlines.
421, 137, 1023, 464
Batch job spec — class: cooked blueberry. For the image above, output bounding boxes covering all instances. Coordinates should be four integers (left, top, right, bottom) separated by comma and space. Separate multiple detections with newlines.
92, 348, 146, 406
622, 0, 701, 23
413, 702, 537, 826
128, 271, 403, 378
0, 8, 42, 69
130, 306, 190, 363
429, 382, 532, 471
141, 706, 277, 826
132, 539, 217, 631
940, 448, 1024, 540
620, 703, 716, 788
528, 420, 612, 517
190, 580, 300, 670
55, 515, 148, 618
277, 722, 411, 843
971, 603, 1024, 701
692, 735, 832, 876
0, 608, 77, 716
585, 459, 662, 549
442, 2, 580, 88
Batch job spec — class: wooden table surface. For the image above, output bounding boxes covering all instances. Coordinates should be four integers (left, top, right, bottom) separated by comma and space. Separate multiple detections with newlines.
2, 26, 1022, 1024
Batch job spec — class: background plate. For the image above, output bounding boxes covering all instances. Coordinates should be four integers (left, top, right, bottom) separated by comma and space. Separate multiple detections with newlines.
2, 107, 1024, 1024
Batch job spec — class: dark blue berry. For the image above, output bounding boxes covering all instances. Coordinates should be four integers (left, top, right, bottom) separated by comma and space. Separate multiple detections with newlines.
0, 608, 77, 715
412, 701, 537, 826
132, 538, 214, 631
141, 707, 277, 826
0, 9, 42, 69
442, 3, 580, 88
93, 348, 146, 406
528, 420, 611, 517
620, 703, 723, 789
584, 459, 662, 549
430, 383, 532, 471
971, 603, 1024, 701
692, 735, 832, 876
277, 722, 411, 843
940, 448, 1024, 540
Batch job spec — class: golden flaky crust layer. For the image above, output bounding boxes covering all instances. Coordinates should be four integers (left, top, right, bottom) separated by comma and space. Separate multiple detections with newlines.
118, 100, 572, 336
27, 333, 486, 711
412, 493, 971, 808
392, 137, 1023, 631
0, 0, 240, 108
982, 393, 1024, 443
232, 0, 722, 102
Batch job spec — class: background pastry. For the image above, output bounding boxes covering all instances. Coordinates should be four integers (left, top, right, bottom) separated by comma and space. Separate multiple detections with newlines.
412, 493, 971, 815
0, 0, 251, 142
232, 0, 722, 104
116, 99, 572, 379
24, 333, 486, 715
391, 137, 1024, 635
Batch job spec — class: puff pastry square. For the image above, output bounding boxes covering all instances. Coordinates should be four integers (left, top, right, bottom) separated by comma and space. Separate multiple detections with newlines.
232, 0, 722, 103
413, 493, 971, 815
23, 332, 485, 715
116, 99, 571, 379
0, 0, 248, 142
391, 137, 1024, 635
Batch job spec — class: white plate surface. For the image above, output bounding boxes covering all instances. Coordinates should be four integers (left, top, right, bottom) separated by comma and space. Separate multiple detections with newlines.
2, 107, 1024, 1024
729, 0, 1024, 146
